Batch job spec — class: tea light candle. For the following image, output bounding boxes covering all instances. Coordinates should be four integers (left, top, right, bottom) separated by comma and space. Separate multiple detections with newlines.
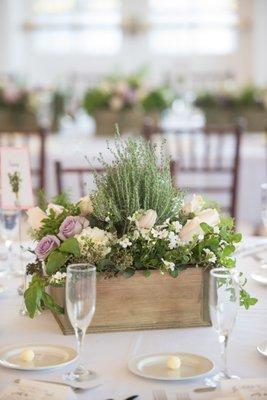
20, 349, 35, 362
166, 355, 181, 370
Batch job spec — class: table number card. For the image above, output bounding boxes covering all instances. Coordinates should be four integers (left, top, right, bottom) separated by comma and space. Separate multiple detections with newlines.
0, 147, 34, 210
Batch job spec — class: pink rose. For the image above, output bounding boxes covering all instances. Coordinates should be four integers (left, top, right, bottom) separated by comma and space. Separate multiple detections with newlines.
58, 216, 89, 241
35, 235, 60, 260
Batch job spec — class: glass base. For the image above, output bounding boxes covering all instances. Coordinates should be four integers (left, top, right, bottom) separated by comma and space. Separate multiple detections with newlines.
63, 365, 98, 383
205, 372, 240, 387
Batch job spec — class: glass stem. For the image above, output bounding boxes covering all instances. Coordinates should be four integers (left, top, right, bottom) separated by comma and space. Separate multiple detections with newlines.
75, 327, 85, 361
219, 333, 229, 377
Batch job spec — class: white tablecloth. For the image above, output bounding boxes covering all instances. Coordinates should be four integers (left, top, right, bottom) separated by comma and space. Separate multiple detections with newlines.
0, 237, 266, 399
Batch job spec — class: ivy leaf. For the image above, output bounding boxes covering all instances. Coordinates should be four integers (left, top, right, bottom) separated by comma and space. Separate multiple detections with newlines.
45, 250, 70, 275
59, 237, 80, 257
222, 244, 235, 257
200, 222, 213, 234
143, 270, 151, 278
123, 268, 135, 278
220, 217, 234, 229
169, 268, 179, 278
24, 279, 43, 318
240, 289, 258, 309
231, 232, 242, 243
42, 292, 64, 315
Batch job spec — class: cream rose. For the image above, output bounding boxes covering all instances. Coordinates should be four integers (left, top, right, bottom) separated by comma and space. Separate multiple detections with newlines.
26, 207, 47, 231
179, 217, 203, 244
76, 227, 112, 246
78, 196, 93, 216
46, 203, 64, 216
110, 95, 123, 112
197, 208, 220, 227
76, 227, 113, 257
182, 195, 204, 214
136, 210, 157, 230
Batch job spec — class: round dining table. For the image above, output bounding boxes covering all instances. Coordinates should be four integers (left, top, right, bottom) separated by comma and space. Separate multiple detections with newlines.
0, 236, 266, 400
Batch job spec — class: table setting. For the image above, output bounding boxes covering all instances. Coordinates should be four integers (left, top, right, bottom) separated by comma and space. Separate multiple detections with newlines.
0, 134, 266, 400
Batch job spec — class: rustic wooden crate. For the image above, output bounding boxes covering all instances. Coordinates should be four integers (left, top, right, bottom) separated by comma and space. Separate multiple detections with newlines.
50, 267, 211, 335
202, 107, 267, 132
92, 109, 144, 136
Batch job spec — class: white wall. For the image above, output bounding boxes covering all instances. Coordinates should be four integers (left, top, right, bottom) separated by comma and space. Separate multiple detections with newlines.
0, 0, 266, 87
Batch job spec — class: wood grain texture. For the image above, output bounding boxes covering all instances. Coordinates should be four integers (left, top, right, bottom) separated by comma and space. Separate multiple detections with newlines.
50, 267, 211, 335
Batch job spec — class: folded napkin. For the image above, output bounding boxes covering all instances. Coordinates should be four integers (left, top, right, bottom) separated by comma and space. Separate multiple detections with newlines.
0, 379, 76, 400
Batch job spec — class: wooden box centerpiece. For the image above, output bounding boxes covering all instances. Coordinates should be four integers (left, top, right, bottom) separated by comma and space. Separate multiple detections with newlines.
50, 267, 210, 335
24, 130, 246, 333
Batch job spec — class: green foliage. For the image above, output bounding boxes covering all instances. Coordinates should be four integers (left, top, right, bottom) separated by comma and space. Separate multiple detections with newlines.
60, 237, 80, 257
83, 88, 110, 114
195, 85, 265, 110
0, 87, 31, 111
240, 289, 258, 309
45, 250, 70, 275
24, 275, 63, 318
91, 132, 184, 234
45, 238, 81, 275
37, 189, 48, 211
142, 87, 174, 112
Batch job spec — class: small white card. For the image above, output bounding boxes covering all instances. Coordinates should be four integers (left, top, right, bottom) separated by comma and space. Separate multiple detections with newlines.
0, 147, 34, 210
0, 380, 76, 400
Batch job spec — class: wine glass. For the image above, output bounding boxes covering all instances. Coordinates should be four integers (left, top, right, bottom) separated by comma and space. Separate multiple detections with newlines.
207, 267, 240, 385
0, 209, 19, 272
64, 263, 97, 382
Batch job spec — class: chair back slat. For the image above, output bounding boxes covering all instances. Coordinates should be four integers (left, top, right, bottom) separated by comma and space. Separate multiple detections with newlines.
143, 123, 242, 220
55, 159, 179, 197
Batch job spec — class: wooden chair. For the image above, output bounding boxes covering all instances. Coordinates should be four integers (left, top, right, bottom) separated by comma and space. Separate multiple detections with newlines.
143, 122, 242, 220
0, 128, 47, 191
55, 159, 179, 196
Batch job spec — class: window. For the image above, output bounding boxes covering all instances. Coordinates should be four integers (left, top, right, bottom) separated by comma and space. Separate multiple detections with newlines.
28, 0, 122, 55
149, 0, 238, 55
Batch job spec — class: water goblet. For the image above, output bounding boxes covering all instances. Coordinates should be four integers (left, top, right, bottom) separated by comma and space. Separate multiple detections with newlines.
63, 263, 97, 382
206, 267, 240, 386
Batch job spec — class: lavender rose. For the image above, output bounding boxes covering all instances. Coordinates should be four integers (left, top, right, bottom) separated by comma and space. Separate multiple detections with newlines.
35, 235, 60, 260
58, 216, 89, 241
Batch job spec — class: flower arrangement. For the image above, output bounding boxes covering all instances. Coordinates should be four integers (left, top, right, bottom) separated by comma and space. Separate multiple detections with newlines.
83, 73, 174, 115
0, 84, 31, 112
194, 86, 266, 110
24, 135, 257, 318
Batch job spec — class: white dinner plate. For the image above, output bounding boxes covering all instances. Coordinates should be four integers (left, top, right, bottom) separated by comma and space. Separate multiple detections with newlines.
0, 344, 77, 371
128, 353, 214, 381
251, 269, 267, 285
257, 341, 267, 357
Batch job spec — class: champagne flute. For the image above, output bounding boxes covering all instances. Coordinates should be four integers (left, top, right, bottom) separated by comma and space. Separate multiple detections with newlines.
261, 183, 267, 230
0, 209, 19, 273
207, 267, 240, 385
64, 263, 97, 382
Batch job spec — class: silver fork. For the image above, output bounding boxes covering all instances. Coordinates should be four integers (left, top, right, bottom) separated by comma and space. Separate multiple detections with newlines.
176, 393, 191, 400
153, 389, 168, 400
